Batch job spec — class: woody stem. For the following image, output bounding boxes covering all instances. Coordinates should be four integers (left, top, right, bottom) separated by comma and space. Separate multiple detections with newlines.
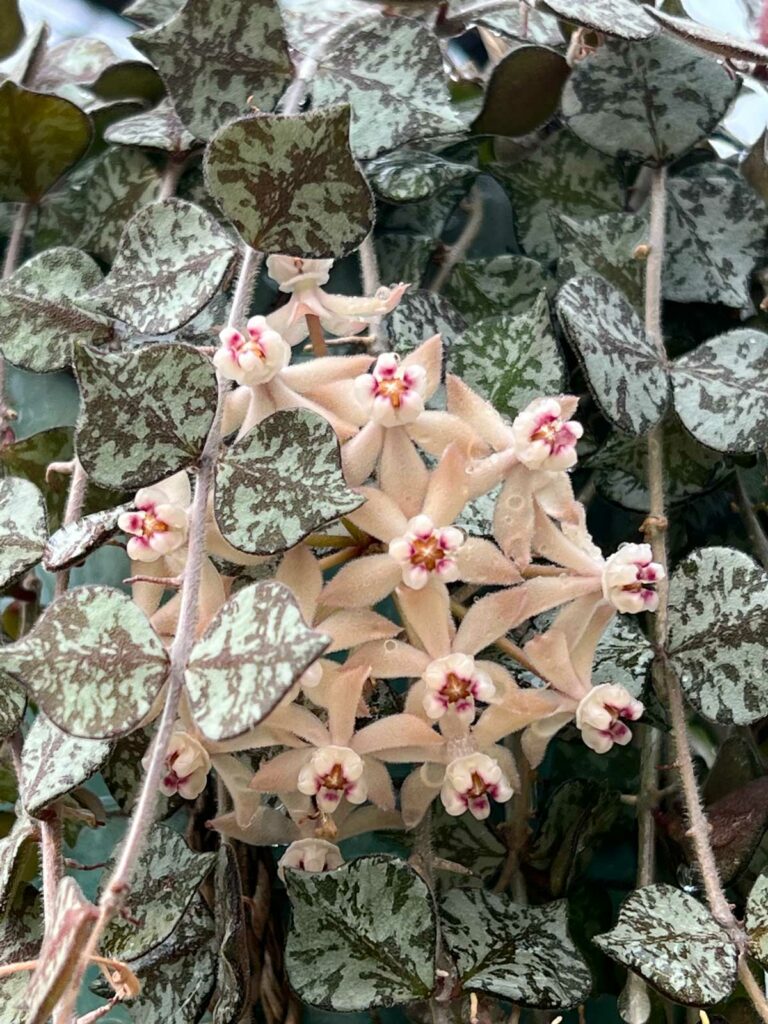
306, 313, 329, 357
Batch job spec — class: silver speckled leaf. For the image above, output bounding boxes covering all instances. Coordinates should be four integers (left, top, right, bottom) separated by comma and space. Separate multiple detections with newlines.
205, 106, 374, 258
367, 150, 476, 204
0, 886, 41, 1020
312, 15, 464, 160
215, 409, 363, 556
0, 79, 92, 202
132, 0, 292, 140
86, 199, 235, 334
441, 890, 591, 1008
385, 289, 467, 355
591, 616, 654, 696
74, 342, 217, 489
667, 547, 768, 726
1, 586, 169, 738
671, 330, 768, 454
0, 671, 25, 740
493, 130, 625, 263
104, 97, 198, 153
20, 713, 111, 817
285, 855, 436, 1011
540, 0, 658, 39
449, 291, 565, 418
556, 275, 669, 434
186, 580, 330, 741
0, 817, 37, 915
0, 477, 47, 592
561, 35, 740, 165
554, 211, 647, 310
594, 884, 738, 1005
0, 248, 111, 373
747, 875, 768, 969
43, 503, 128, 572
664, 171, 768, 309
444, 255, 548, 319
102, 825, 215, 961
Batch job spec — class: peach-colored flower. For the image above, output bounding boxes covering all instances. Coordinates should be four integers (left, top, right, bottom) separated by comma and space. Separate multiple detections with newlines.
388, 514, 465, 590
576, 684, 644, 754
264, 255, 408, 346
214, 316, 290, 386
422, 653, 495, 724
297, 745, 367, 811
118, 479, 188, 563
511, 397, 583, 471
602, 543, 665, 613
440, 751, 514, 819
354, 352, 427, 427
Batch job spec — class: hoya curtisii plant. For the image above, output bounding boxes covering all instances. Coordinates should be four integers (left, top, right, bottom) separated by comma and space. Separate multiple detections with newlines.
2, 0, 768, 1021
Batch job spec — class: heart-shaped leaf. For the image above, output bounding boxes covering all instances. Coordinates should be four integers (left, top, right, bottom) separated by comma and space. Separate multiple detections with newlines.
0, 886, 42, 1020
0, 477, 47, 591
1, 586, 169, 738
449, 291, 566, 418
86, 199, 235, 334
440, 889, 591, 1007
185, 580, 330, 741
554, 211, 647, 309
43, 504, 128, 572
0, 427, 73, 530
214, 409, 362, 556
367, 150, 476, 204
561, 35, 740, 165
102, 825, 215, 961
666, 547, 768, 726
540, 0, 658, 39
0, 80, 92, 202
594, 884, 738, 1004
20, 714, 111, 817
312, 15, 463, 160
473, 45, 569, 138
664, 170, 768, 309
205, 106, 374, 258
556, 275, 669, 434
0, 672, 25, 740
132, 0, 292, 140
385, 290, 467, 354
74, 342, 217, 490
444, 255, 548, 319
671, 330, 768, 454
285, 855, 436, 1010
0, 817, 38, 915
104, 97, 198, 153
0, 248, 111, 373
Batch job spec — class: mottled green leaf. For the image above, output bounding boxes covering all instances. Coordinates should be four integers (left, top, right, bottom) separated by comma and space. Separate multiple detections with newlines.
102, 726, 160, 814
561, 35, 740, 165
432, 802, 505, 881
592, 413, 728, 512
185, 580, 330, 741
0, 477, 47, 591
493, 131, 624, 262
132, 0, 292, 140
667, 547, 768, 726
285, 855, 436, 1010
0, 887, 42, 1020
77, 147, 164, 262
214, 409, 362, 556
540, 0, 658, 39
747, 875, 768, 969
554, 211, 647, 309
0, 426, 73, 530
205, 106, 374, 258
367, 150, 476, 204
0, 817, 37, 915
212, 845, 248, 1024
592, 616, 654, 696
0, 0, 23, 59
1, 586, 169, 738
648, 8, 768, 62
556, 275, 669, 434
43, 504, 128, 573
594, 884, 738, 1004
441, 889, 591, 1007
664, 171, 768, 308
672, 330, 768, 454
473, 45, 569, 138
20, 714, 111, 817
0, 79, 92, 202
376, 234, 438, 288
449, 291, 565, 417
103, 825, 215, 960
74, 342, 217, 490
312, 15, 464, 160
0, 248, 110, 373
385, 289, 467, 354
444, 255, 548, 319
26, 877, 97, 1024
104, 97, 198, 152
86, 199, 235, 334
0, 671, 25, 740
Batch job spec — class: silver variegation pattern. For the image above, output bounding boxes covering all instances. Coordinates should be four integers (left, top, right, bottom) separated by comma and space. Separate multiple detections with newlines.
0, 476, 47, 591
20, 714, 111, 818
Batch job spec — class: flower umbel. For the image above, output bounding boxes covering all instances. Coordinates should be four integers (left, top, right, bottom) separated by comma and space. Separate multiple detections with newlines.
118, 484, 188, 563
602, 543, 665, 613
423, 653, 496, 723
440, 752, 513, 820
214, 316, 291, 387
297, 745, 368, 812
388, 514, 464, 590
575, 684, 644, 754
353, 352, 427, 427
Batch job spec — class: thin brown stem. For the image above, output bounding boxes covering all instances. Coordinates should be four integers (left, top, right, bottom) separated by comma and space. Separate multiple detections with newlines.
306, 313, 329, 357
158, 155, 185, 201
358, 235, 388, 354
739, 957, 768, 1022
40, 813, 64, 930
429, 186, 483, 294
